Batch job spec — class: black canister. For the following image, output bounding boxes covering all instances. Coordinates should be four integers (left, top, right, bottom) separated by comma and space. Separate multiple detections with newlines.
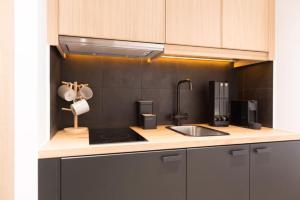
142, 114, 157, 129
137, 100, 153, 125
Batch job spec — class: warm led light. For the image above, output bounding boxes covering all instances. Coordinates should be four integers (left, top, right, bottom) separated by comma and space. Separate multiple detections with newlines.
66, 54, 140, 62
161, 55, 234, 62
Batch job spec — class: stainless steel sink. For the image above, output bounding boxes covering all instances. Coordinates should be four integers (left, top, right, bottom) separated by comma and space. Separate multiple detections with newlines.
167, 125, 229, 137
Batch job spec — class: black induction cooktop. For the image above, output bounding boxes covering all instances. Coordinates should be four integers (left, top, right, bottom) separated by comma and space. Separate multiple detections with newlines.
89, 128, 147, 145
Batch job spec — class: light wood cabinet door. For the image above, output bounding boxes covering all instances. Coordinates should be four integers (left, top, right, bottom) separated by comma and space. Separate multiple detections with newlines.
59, 0, 165, 43
166, 0, 221, 48
222, 0, 270, 51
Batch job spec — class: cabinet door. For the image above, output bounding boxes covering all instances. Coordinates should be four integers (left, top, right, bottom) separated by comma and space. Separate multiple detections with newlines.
166, 0, 221, 48
59, 0, 165, 43
250, 141, 300, 200
38, 158, 60, 200
222, 0, 270, 51
187, 145, 249, 200
61, 149, 186, 200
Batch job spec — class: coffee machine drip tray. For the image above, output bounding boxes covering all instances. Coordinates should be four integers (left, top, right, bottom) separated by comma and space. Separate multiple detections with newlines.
89, 128, 147, 145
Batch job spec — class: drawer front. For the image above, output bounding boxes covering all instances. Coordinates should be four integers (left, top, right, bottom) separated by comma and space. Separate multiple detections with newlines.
188, 144, 250, 200
250, 141, 300, 200
61, 149, 186, 200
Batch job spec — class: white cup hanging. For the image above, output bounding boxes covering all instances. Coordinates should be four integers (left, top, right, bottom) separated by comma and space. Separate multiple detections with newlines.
57, 85, 76, 101
79, 86, 93, 100
70, 99, 90, 116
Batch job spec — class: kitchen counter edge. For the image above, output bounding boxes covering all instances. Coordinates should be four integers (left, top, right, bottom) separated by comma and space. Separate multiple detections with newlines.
38, 124, 300, 159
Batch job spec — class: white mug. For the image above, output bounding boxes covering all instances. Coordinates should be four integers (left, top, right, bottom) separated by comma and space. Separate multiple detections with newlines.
58, 85, 76, 102
70, 99, 90, 116
79, 86, 93, 100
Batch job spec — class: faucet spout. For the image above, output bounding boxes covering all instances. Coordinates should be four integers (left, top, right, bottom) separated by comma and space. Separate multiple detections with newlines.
173, 78, 193, 126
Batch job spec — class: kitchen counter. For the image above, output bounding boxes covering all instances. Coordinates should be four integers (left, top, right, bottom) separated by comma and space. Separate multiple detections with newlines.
39, 124, 300, 159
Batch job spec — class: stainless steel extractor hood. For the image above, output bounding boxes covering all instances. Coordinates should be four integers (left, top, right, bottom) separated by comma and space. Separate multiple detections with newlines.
59, 36, 164, 59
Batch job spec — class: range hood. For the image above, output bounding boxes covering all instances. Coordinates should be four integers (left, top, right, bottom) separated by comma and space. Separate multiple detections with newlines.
59, 36, 164, 59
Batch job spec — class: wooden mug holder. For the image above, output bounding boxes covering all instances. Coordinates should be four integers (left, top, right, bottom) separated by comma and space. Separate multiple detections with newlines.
61, 81, 89, 134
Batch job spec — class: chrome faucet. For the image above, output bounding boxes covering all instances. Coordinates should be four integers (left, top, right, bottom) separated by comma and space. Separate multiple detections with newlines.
172, 78, 193, 126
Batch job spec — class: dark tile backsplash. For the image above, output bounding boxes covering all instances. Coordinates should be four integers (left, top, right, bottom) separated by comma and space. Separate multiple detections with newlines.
234, 61, 273, 127
50, 47, 273, 133
141, 89, 175, 124
50, 47, 61, 138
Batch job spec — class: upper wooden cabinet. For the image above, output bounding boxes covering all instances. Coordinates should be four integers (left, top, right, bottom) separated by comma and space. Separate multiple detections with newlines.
222, 0, 271, 52
58, 0, 166, 43
166, 0, 222, 48
48, 0, 274, 64
165, 0, 273, 54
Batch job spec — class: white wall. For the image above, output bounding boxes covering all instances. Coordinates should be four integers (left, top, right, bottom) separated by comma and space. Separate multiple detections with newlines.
37, 0, 50, 146
274, 0, 300, 132
14, 0, 48, 199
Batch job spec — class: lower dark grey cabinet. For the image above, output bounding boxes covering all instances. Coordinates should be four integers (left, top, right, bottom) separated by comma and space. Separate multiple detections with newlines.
187, 145, 249, 200
61, 149, 186, 200
38, 158, 60, 200
250, 141, 300, 200
39, 141, 300, 200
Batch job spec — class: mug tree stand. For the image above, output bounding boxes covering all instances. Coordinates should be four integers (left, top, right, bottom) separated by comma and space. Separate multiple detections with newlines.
61, 81, 89, 134
63, 112, 88, 134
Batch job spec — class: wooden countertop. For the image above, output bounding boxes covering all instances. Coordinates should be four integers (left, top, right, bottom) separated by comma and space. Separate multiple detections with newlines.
39, 124, 300, 159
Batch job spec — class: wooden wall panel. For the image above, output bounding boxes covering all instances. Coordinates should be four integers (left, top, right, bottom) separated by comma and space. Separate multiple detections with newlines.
47, 0, 59, 45
0, 0, 14, 199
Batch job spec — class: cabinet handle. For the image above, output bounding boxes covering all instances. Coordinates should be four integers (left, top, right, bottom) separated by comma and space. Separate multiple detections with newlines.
230, 149, 248, 157
161, 154, 182, 162
255, 147, 271, 154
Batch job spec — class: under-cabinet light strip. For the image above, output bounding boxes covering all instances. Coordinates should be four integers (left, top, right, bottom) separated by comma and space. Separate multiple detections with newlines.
161, 55, 234, 62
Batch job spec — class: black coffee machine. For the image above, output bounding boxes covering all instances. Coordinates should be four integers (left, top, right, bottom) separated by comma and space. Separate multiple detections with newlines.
231, 100, 262, 130
208, 81, 230, 127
